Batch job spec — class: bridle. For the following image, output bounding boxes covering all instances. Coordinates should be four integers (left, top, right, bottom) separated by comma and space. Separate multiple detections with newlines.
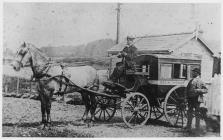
15, 46, 31, 68
15, 44, 52, 80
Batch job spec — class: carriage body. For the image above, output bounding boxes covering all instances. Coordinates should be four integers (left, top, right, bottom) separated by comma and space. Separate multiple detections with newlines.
105, 53, 202, 127
109, 54, 201, 96
133, 54, 201, 97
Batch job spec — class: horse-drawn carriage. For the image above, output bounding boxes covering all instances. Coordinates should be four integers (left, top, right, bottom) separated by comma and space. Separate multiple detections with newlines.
12, 42, 202, 129
92, 53, 201, 128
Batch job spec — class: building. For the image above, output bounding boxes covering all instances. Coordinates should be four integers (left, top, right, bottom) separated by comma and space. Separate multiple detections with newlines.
108, 31, 216, 82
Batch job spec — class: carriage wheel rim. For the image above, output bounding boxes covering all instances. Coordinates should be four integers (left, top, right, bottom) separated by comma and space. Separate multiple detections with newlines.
122, 92, 150, 128
164, 86, 187, 127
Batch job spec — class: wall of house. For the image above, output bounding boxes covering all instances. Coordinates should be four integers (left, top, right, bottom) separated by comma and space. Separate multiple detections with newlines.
172, 38, 214, 83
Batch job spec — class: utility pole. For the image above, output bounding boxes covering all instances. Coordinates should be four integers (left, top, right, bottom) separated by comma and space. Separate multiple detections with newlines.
116, 3, 121, 44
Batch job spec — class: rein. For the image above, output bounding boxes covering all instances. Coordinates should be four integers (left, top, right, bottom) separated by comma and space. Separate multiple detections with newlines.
25, 45, 53, 81
22, 44, 74, 95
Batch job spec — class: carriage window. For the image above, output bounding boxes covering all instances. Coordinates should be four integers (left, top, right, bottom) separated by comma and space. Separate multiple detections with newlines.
173, 64, 187, 79
141, 65, 150, 73
160, 64, 172, 79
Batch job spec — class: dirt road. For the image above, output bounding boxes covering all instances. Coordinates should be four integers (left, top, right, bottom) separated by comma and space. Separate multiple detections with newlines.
2, 97, 220, 137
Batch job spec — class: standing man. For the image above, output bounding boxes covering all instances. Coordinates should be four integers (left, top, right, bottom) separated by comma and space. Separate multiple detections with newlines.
185, 68, 208, 131
110, 35, 138, 82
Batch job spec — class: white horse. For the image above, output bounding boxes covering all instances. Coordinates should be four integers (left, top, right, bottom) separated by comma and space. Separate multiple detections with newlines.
11, 42, 98, 128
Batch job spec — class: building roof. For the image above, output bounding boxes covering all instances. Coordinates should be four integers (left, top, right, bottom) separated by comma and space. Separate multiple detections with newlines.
108, 32, 214, 56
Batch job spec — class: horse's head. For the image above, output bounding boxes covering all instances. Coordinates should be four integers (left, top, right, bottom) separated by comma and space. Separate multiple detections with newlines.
12, 42, 32, 71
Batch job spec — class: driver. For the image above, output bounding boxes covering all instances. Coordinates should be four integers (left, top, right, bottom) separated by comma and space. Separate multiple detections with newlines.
110, 36, 138, 82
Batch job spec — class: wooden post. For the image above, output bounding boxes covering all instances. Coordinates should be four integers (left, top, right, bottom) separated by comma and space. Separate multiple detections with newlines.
17, 77, 20, 94
109, 57, 112, 79
116, 3, 121, 44
5, 84, 8, 93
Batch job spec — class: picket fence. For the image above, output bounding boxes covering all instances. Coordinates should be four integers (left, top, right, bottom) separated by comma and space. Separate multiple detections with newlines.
203, 74, 221, 116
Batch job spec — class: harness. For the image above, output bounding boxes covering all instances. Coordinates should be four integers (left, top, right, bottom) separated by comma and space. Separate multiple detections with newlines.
33, 63, 70, 96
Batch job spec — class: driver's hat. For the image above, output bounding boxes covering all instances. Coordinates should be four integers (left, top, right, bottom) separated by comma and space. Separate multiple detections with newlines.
127, 35, 135, 41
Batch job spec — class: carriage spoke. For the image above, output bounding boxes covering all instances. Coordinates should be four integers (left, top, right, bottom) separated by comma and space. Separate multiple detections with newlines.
138, 112, 146, 120
155, 106, 163, 114
103, 110, 106, 120
126, 101, 134, 110
140, 104, 148, 110
169, 96, 178, 103
94, 108, 101, 115
107, 107, 115, 112
128, 114, 135, 123
181, 110, 184, 126
99, 110, 103, 119
105, 109, 111, 118
139, 98, 145, 105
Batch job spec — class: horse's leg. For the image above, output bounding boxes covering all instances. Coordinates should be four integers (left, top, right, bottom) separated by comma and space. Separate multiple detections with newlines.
38, 83, 47, 128
40, 95, 47, 129
40, 99, 46, 124
46, 98, 52, 129
81, 92, 90, 122
45, 88, 53, 129
90, 94, 97, 123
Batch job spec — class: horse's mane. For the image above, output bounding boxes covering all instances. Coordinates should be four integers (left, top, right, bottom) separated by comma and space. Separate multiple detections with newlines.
26, 43, 50, 61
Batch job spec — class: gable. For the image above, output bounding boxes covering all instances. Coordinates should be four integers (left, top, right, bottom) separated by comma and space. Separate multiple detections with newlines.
172, 38, 212, 57
172, 37, 214, 57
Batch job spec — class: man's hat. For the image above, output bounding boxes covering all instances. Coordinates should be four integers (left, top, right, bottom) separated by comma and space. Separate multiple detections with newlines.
127, 35, 135, 41
192, 68, 201, 74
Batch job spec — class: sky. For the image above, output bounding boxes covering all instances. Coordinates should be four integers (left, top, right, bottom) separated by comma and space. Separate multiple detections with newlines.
3, 3, 221, 52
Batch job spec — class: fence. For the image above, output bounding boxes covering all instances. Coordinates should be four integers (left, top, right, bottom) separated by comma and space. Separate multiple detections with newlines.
204, 74, 221, 116
3, 75, 36, 95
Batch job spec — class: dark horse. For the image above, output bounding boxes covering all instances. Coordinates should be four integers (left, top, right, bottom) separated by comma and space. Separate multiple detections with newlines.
11, 42, 98, 128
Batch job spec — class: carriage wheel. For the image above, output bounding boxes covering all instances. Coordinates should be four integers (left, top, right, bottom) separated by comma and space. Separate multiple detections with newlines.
164, 86, 187, 127
122, 92, 150, 128
150, 106, 163, 120
137, 86, 163, 120
94, 96, 117, 121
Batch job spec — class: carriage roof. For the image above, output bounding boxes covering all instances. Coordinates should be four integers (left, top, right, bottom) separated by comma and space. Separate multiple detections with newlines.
135, 54, 201, 64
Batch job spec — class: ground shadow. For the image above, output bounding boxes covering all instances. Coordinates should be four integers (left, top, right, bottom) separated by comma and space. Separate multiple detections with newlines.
167, 127, 220, 137
2, 120, 86, 128
146, 119, 172, 127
